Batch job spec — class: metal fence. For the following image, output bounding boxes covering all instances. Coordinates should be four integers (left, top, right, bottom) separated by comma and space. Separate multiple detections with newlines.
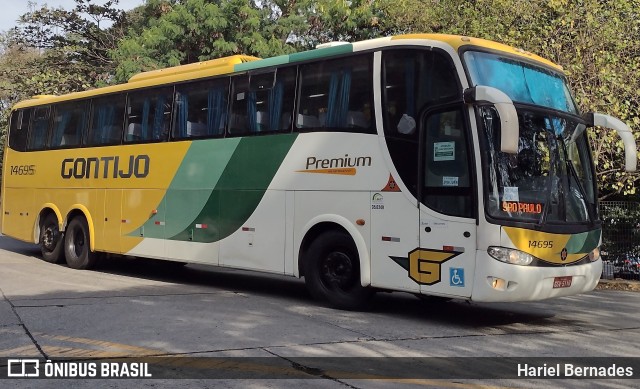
599, 201, 640, 280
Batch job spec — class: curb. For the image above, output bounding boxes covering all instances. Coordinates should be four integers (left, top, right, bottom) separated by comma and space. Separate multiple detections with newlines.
597, 279, 640, 292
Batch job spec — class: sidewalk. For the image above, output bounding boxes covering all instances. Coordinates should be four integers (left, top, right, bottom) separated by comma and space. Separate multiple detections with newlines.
597, 278, 640, 292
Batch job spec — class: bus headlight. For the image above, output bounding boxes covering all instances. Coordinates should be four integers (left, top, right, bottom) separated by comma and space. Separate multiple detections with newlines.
588, 247, 600, 262
487, 246, 534, 266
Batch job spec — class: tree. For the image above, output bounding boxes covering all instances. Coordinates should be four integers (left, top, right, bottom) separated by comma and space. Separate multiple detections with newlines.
380, 0, 640, 198
297, 0, 383, 46
15, 0, 130, 82
111, 0, 296, 82
110, 0, 384, 82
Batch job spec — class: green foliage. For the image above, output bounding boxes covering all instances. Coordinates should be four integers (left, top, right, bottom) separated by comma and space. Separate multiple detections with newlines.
112, 0, 291, 82
15, 0, 129, 79
301, 0, 383, 46
600, 201, 640, 258
111, 0, 384, 82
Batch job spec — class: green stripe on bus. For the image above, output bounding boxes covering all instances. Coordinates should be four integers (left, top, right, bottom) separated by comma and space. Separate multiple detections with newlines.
133, 138, 241, 239
288, 44, 353, 63
169, 133, 298, 242
565, 229, 601, 254
135, 138, 240, 239
234, 55, 290, 72
163, 138, 242, 238
168, 139, 241, 190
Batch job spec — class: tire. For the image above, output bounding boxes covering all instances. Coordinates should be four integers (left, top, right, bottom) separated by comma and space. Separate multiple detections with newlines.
39, 213, 65, 263
64, 216, 98, 270
304, 230, 373, 310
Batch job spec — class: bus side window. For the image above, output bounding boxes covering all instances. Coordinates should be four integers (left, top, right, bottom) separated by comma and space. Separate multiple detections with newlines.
229, 75, 250, 134
87, 95, 126, 146
126, 87, 173, 143
173, 78, 229, 140
228, 67, 295, 136
269, 67, 296, 132
27, 106, 51, 151
382, 49, 460, 139
9, 109, 31, 152
50, 102, 88, 148
296, 54, 374, 133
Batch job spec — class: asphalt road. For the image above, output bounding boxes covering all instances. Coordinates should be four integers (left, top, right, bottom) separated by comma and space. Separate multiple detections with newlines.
0, 235, 638, 388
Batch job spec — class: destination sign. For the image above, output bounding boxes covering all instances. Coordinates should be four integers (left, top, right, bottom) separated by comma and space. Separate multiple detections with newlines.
501, 201, 543, 214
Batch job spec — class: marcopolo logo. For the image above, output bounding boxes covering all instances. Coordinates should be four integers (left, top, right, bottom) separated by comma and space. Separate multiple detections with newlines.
61, 155, 150, 179
297, 154, 372, 176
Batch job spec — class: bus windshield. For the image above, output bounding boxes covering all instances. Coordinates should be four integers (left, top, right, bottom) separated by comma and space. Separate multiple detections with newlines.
479, 106, 597, 224
464, 51, 577, 114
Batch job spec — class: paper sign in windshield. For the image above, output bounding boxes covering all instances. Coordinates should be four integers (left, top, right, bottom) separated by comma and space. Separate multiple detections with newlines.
442, 176, 459, 186
503, 187, 519, 202
434, 142, 455, 161
502, 201, 543, 214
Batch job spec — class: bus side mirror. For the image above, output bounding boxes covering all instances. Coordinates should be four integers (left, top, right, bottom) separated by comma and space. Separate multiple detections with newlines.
583, 113, 637, 172
464, 86, 519, 154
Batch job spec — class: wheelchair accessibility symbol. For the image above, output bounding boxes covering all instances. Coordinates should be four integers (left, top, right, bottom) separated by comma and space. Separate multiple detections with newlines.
449, 268, 465, 287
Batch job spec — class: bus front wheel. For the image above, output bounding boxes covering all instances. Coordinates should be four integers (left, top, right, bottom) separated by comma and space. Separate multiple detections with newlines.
64, 216, 98, 270
304, 231, 373, 310
40, 213, 65, 263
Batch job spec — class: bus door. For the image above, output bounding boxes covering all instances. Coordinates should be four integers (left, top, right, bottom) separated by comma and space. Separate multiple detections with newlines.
418, 107, 476, 298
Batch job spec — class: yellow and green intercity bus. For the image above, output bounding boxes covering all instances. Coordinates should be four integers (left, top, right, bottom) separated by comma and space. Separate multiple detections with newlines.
2, 34, 637, 309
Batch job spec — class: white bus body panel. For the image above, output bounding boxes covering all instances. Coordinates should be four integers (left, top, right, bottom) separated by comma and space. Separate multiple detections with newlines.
219, 190, 286, 274
369, 191, 420, 293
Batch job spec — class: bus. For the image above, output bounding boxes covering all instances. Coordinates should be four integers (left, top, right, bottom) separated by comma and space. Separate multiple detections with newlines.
2, 34, 637, 309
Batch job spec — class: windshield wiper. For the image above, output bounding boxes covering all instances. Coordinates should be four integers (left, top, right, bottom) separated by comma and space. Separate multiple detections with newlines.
537, 133, 557, 226
565, 158, 595, 224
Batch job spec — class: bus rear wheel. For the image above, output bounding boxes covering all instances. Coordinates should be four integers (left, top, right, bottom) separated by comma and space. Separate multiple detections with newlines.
304, 231, 373, 310
40, 213, 65, 263
64, 216, 98, 270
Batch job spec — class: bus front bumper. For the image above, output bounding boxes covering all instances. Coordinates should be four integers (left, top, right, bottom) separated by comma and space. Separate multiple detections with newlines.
471, 251, 602, 302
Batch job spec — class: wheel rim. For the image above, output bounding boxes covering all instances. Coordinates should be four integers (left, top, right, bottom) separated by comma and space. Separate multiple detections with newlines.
42, 225, 58, 251
320, 251, 357, 290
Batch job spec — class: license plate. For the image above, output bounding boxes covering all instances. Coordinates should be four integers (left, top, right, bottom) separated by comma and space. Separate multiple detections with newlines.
553, 276, 572, 288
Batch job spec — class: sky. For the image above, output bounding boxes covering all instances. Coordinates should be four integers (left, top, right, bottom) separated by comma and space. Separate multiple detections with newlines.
0, 0, 145, 32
